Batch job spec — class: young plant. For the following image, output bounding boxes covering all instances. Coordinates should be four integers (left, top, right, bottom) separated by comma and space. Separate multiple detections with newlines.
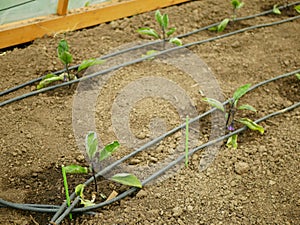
209, 0, 244, 32
296, 73, 300, 80
137, 10, 182, 49
62, 131, 142, 208
296, 5, 300, 13
202, 84, 264, 149
231, 0, 244, 20
37, 39, 104, 89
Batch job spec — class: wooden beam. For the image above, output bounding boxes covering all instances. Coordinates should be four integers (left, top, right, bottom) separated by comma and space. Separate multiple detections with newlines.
57, 0, 69, 16
0, 0, 191, 49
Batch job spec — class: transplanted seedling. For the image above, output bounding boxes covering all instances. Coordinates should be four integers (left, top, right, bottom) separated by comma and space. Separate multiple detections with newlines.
62, 131, 142, 209
37, 39, 104, 89
137, 10, 182, 49
209, 0, 244, 32
296, 73, 300, 80
203, 84, 264, 149
231, 0, 244, 20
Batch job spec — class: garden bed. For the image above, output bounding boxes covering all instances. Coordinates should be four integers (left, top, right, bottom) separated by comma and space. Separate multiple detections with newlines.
0, 0, 299, 224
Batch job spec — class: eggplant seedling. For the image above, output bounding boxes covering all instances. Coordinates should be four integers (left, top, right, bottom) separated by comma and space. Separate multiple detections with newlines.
37, 39, 104, 89
62, 131, 142, 208
231, 0, 244, 20
209, 0, 244, 32
137, 10, 182, 49
203, 84, 264, 149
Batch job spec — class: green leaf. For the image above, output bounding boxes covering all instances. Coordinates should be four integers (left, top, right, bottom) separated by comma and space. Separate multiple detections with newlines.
57, 39, 69, 57
208, 26, 218, 31
64, 165, 89, 174
43, 73, 57, 79
296, 73, 300, 80
78, 58, 105, 72
238, 104, 257, 112
142, 50, 159, 59
238, 118, 264, 134
99, 141, 120, 161
273, 5, 281, 14
36, 74, 64, 89
57, 39, 72, 65
295, 5, 300, 13
155, 10, 163, 27
59, 51, 73, 65
217, 18, 230, 32
85, 131, 98, 160
166, 27, 176, 37
231, 0, 244, 9
80, 198, 96, 207
75, 184, 85, 197
169, 37, 182, 46
110, 173, 142, 188
233, 83, 251, 102
75, 184, 96, 207
226, 134, 238, 149
146, 50, 158, 56
137, 28, 160, 39
202, 98, 225, 112
162, 14, 169, 29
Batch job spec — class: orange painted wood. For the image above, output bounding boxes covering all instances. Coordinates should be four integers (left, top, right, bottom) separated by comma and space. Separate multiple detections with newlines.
57, 0, 69, 16
0, 0, 191, 49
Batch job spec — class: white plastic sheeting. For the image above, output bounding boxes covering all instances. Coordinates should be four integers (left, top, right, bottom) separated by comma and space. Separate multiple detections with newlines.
0, 0, 108, 25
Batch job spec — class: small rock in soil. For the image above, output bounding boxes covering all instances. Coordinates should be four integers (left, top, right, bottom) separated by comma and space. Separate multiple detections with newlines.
231, 40, 241, 48
129, 158, 141, 165
136, 189, 147, 198
172, 206, 183, 217
149, 156, 158, 163
234, 161, 250, 175
31, 172, 38, 178
187, 205, 193, 211
269, 180, 276, 186
76, 154, 85, 163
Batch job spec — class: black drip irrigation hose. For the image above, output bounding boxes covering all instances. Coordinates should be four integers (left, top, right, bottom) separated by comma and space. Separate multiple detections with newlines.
0, 3, 299, 224
50, 69, 300, 224
0, 69, 299, 224
1, 0, 299, 97
1, 14, 300, 108
1, 100, 299, 224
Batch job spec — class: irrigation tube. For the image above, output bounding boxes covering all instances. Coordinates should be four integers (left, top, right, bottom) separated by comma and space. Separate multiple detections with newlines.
51, 100, 300, 224
1, 14, 300, 107
50, 69, 300, 223
0, 2, 299, 222
0, 69, 299, 221
0, 100, 298, 224
1, 1, 299, 97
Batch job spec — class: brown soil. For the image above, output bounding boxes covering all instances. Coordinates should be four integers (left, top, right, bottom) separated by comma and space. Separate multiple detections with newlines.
0, 0, 300, 224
